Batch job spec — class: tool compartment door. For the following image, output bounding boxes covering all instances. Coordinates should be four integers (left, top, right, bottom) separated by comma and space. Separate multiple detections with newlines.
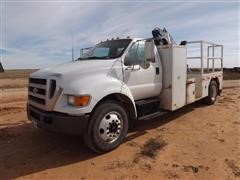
158, 45, 187, 111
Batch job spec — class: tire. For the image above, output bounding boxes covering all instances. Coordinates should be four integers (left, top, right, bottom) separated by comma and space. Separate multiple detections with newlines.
84, 101, 129, 153
203, 80, 218, 105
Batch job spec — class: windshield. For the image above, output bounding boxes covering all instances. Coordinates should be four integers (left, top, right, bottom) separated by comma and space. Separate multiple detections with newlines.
80, 39, 132, 60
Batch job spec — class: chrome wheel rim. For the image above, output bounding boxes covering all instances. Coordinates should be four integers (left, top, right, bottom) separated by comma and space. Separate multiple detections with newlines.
98, 111, 123, 143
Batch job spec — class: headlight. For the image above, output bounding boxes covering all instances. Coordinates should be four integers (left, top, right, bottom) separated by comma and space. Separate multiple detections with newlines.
68, 95, 91, 107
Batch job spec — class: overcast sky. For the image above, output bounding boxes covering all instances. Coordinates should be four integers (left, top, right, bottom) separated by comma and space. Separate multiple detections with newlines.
0, 0, 239, 69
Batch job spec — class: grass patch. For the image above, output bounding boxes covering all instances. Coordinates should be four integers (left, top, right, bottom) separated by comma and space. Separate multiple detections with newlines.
225, 159, 240, 177
140, 137, 167, 159
0, 69, 37, 79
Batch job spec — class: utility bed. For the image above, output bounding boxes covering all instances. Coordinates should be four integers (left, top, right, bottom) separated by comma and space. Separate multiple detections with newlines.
156, 41, 223, 111
187, 41, 223, 101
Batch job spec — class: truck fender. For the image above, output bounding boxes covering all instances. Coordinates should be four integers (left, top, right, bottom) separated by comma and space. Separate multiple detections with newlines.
58, 74, 137, 118
91, 81, 137, 119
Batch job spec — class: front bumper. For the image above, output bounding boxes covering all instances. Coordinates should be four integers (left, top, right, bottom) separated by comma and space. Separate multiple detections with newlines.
27, 104, 89, 135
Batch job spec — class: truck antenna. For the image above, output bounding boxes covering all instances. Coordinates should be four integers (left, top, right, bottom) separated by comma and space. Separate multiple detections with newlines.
72, 32, 74, 61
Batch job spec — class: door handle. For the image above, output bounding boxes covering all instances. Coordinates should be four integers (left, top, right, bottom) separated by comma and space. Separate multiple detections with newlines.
125, 65, 141, 71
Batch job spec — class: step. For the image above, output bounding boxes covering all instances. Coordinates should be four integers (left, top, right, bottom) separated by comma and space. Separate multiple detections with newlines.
138, 110, 168, 121
135, 98, 161, 117
135, 98, 160, 106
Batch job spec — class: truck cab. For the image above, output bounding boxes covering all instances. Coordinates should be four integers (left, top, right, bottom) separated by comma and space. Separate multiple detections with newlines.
27, 28, 223, 153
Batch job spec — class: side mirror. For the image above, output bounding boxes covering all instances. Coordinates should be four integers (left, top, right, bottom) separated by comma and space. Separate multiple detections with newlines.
144, 40, 155, 62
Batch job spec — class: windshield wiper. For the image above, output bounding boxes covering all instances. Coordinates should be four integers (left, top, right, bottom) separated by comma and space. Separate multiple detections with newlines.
109, 56, 119, 59
84, 56, 109, 59
77, 56, 114, 60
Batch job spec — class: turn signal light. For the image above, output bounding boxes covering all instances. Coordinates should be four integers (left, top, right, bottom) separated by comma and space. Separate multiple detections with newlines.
68, 95, 91, 107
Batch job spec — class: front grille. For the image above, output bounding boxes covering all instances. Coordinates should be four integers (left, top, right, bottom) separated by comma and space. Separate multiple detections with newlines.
28, 95, 45, 105
49, 80, 56, 98
28, 77, 58, 110
29, 78, 47, 85
28, 77, 48, 108
28, 86, 46, 95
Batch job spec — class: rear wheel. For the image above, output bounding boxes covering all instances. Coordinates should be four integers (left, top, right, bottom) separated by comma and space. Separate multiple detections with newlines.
203, 80, 218, 105
84, 101, 129, 153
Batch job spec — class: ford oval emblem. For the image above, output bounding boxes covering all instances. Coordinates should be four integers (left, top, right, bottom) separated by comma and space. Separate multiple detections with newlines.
33, 87, 38, 94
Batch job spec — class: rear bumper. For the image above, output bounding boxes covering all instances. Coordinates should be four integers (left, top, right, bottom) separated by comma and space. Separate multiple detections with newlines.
27, 104, 89, 135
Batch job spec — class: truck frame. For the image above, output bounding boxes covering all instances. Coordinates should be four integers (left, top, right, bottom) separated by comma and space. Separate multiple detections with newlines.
27, 28, 223, 153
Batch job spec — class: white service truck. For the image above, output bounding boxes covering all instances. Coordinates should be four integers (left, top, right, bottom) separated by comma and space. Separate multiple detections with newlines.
27, 28, 223, 153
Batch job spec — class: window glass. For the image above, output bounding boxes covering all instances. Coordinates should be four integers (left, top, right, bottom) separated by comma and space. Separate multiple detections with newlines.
136, 41, 145, 62
92, 47, 109, 57
80, 39, 132, 60
128, 43, 138, 60
125, 41, 145, 65
117, 47, 125, 56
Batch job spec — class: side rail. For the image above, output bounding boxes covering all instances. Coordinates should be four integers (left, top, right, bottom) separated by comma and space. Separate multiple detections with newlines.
187, 41, 223, 74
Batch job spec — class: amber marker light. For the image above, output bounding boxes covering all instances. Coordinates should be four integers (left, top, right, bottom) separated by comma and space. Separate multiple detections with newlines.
68, 95, 91, 107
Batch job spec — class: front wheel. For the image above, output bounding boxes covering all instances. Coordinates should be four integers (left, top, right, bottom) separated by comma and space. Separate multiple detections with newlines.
203, 80, 218, 105
84, 101, 129, 153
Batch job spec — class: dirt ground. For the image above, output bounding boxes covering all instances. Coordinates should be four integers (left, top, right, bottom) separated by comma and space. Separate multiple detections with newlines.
0, 78, 240, 180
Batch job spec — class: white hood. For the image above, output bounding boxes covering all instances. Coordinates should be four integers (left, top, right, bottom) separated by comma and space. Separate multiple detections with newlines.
31, 59, 119, 78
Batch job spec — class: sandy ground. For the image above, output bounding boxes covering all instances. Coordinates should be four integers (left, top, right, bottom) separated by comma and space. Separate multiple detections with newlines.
0, 79, 240, 179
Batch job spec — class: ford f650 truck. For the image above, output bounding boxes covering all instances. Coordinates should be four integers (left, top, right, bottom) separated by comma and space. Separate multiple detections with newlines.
27, 28, 223, 153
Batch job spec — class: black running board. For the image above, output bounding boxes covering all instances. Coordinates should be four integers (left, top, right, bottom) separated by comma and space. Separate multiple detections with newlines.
138, 111, 168, 121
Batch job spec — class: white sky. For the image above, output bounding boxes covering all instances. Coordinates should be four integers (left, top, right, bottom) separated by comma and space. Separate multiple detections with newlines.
0, 1, 239, 69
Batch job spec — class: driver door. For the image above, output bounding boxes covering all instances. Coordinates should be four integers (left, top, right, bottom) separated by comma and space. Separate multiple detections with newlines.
124, 40, 161, 100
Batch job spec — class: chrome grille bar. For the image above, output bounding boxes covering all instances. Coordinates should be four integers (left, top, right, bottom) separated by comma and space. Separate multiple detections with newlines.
29, 83, 46, 89
28, 91, 46, 99
28, 78, 48, 109
28, 77, 59, 111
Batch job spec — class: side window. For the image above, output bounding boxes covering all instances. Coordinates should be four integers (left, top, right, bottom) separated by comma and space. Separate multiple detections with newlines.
125, 41, 145, 66
116, 47, 125, 56
126, 43, 138, 65
136, 41, 145, 62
